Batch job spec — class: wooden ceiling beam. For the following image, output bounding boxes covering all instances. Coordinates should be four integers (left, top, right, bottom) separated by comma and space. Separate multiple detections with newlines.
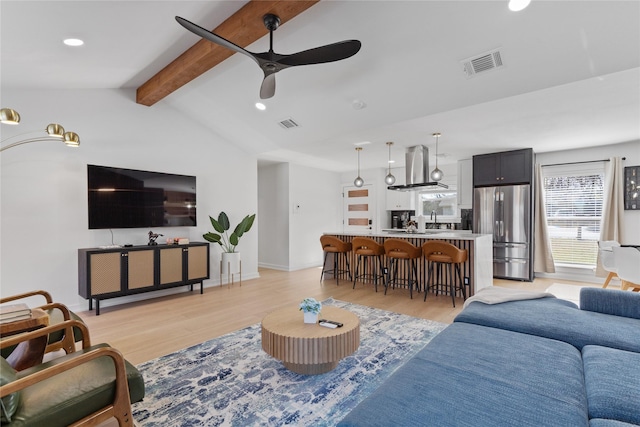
136, 0, 319, 106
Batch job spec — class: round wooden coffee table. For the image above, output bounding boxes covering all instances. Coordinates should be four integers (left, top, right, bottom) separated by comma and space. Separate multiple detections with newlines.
261, 306, 360, 375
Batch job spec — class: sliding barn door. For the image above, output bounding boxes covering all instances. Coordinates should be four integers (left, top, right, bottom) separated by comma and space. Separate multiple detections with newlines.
343, 184, 374, 232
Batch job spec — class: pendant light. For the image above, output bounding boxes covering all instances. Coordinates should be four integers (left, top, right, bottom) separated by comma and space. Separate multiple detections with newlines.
384, 141, 396, 185
354, 147, 364, 187
430, 132, 443, 182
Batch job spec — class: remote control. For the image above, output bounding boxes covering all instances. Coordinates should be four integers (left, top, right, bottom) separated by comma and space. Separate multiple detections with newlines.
318, 319, 343, 328
319, 321, 338, 329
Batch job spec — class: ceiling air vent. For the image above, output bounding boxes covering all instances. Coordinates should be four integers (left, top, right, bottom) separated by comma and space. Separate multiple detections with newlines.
461, 49, 504, 78
278, 118, 300, 130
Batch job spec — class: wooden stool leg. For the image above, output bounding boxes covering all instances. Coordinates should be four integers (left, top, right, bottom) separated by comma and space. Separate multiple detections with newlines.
602, 271, 616, 288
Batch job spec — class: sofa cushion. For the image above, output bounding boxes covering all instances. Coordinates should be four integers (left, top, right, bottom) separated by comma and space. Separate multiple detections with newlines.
583, 345, 640, 425
338, 323, 588, 427
580, 288, 640, 320
8, 343, 144, 427
455, 298, 640, 353
0, 357, 20, 423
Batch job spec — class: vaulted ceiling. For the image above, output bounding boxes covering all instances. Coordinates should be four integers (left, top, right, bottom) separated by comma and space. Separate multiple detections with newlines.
2, 1, 639, 171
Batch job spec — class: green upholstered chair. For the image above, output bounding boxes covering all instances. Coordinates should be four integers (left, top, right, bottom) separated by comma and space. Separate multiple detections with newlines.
0, 320, 145, 427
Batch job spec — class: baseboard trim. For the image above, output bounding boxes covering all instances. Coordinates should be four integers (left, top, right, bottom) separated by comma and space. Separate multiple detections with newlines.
71, 272, 261, 313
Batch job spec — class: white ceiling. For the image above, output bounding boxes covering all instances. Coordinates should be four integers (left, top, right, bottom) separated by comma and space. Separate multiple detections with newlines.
2, 1, 639, 172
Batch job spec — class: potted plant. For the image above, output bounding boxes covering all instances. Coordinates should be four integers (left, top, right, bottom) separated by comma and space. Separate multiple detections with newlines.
299, 297, 322, 324
203, 211, 255, 275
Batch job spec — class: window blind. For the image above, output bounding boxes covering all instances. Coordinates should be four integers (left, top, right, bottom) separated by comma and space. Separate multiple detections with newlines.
543, 162, 605, 267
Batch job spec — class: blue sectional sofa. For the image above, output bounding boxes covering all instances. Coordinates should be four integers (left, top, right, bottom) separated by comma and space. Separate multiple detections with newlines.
338, 288, 640, 426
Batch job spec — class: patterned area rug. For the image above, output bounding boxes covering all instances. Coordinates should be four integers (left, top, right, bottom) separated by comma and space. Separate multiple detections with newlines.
132, 298, 447, 426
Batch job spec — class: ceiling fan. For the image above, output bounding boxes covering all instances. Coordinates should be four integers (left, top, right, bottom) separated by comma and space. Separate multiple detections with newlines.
176, 14, 361, 99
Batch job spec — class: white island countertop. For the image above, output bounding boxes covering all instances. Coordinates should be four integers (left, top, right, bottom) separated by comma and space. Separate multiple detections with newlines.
326, 230, 491, 242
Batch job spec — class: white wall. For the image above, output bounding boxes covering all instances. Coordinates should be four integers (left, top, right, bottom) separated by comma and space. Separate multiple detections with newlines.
257, 163, 289, 270
536, 140, 640, 245
288, 163, 342, 270
257, 162, 341, 271
1, 88, 258, 311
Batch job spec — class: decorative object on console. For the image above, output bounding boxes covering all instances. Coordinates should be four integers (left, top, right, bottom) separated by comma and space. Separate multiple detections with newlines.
175, 14, 361, 99
299, 297, 322, 323
430, 132, 443, 182
0, 107, 80, 152
385, 141, 396, 185
147, 231, 163, 246
354, 147, 364, 187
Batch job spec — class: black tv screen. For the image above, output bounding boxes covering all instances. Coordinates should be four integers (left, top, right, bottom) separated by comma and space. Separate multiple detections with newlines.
87, 165, 196, 229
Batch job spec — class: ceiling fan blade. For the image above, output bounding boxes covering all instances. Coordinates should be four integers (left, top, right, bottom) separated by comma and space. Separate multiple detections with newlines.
175, 16, 258, 64
278, 40, 361, 67
260, 73, 276, 99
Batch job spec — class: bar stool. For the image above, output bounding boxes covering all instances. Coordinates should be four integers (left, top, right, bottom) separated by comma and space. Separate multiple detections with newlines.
352, 237, 386, 292
320, 236, 352, 285
422, 240, 468, 307
384, 238, 422, 299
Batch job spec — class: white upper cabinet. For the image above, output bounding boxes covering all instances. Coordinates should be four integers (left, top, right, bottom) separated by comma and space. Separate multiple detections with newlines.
385, 167, 416, 210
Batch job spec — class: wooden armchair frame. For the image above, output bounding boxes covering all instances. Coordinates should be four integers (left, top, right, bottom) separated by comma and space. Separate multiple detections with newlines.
1, 290, 82, 354
1, 320, 135, 427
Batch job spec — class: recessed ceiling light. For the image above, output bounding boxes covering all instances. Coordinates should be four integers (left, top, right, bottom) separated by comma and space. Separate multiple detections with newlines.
508, 0, 531, 12
63, 38, 84, 47
388, 160, 396, 164
255, 102, 266, 111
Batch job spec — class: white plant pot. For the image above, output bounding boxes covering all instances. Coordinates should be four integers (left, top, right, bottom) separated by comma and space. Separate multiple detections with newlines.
303, 312, 318, 324
221, 252, 241, 275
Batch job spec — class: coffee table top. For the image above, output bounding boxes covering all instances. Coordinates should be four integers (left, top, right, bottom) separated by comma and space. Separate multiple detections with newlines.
261, 306, 360, 369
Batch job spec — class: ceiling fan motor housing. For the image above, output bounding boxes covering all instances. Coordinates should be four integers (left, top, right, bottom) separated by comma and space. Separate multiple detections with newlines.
263, 14, 281, 31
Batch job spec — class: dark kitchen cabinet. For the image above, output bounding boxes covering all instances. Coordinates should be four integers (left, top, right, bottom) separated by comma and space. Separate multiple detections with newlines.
473, 148, 533, 187
78, 242, 209, 315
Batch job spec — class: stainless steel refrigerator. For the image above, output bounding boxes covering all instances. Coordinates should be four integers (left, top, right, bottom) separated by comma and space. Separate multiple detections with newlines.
473, 184, 533, 281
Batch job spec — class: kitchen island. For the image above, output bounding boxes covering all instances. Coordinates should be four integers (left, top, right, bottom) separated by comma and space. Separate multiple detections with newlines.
322, 231, 493, 297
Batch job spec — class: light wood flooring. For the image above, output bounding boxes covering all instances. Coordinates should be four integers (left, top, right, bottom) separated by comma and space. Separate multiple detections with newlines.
78, 266, 596, 365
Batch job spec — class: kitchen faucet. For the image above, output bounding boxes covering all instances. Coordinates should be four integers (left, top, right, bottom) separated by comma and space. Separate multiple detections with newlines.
430, 210, 437, 225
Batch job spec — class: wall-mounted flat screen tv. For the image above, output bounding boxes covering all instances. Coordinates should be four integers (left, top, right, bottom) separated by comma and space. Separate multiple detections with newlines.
87, 164, 196, 229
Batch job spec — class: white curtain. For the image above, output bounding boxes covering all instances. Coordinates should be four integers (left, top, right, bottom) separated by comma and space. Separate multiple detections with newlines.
596, 157, 625, 276
534, 163, 555, 273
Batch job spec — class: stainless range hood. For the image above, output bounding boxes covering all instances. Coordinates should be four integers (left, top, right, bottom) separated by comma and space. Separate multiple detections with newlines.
387, 145, 448, 191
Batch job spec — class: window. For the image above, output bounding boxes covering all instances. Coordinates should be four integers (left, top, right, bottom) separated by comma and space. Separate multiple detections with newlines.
543, 162, 605, 268
418, 190, 457, 217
